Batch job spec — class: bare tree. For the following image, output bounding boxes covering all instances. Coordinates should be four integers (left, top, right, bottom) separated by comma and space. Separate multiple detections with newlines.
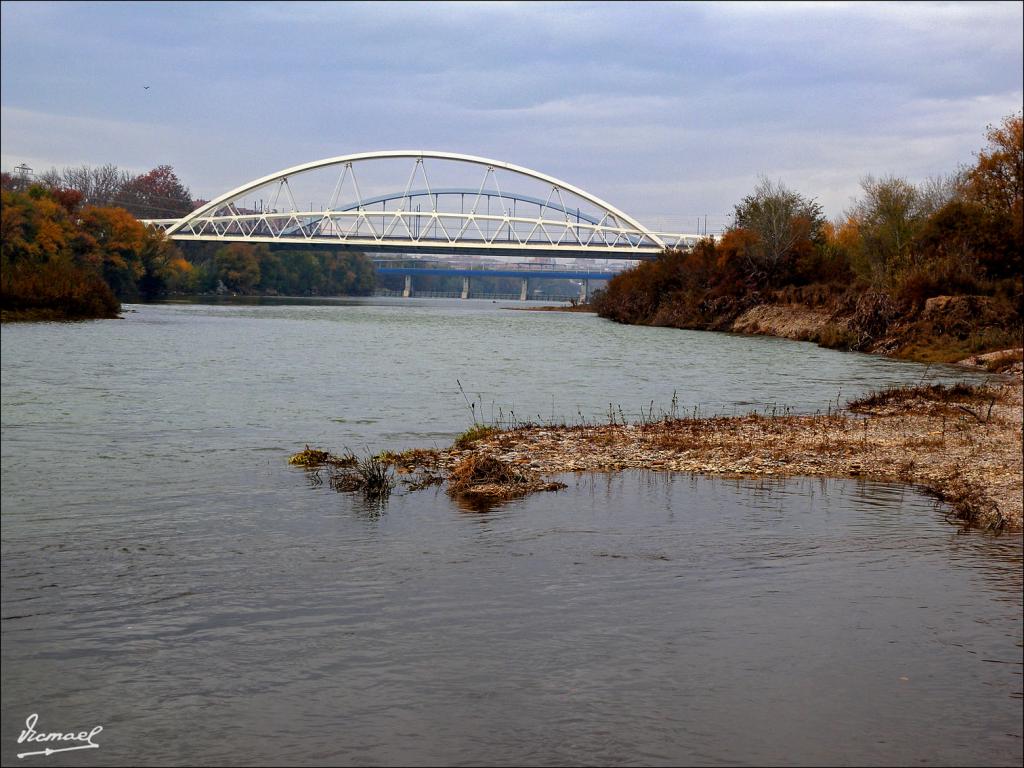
916, 172, 965, 218
732, 177, 824, 274
33, 163, 195, 217
37, 163, 129, 207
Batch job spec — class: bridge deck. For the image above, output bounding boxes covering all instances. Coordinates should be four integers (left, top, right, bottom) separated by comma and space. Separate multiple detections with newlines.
376, 266, 617, 280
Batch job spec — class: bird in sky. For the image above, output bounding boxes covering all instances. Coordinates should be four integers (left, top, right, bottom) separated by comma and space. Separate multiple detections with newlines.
143, 86, 150, 90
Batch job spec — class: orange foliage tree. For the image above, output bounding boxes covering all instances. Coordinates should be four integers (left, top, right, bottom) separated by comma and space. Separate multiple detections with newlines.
1, 185, 185, 319
965, 113, 1023, 227
1, 188, 120, 319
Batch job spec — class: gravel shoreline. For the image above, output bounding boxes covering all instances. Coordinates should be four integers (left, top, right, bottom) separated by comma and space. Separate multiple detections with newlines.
384, 375, 1022, 531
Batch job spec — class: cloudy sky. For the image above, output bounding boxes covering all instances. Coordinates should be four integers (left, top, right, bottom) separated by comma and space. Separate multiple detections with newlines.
2, 1, 1021, 230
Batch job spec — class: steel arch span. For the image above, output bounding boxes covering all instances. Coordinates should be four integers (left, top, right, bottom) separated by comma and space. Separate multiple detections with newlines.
150, 151, 700, 258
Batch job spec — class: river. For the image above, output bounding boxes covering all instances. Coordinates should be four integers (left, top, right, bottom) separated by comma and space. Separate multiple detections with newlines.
2, 298, 1021, 766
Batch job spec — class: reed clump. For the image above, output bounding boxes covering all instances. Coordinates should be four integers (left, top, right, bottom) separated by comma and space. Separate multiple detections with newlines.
329, 455, 395, 501
356, 456, 396, 501
288, 447, 394, 501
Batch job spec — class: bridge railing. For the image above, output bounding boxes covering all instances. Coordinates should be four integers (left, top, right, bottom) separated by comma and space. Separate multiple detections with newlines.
373, 260, 627, 273
143, 215, 711, 254
163, 209, 662, 249
650, 232, 713, 249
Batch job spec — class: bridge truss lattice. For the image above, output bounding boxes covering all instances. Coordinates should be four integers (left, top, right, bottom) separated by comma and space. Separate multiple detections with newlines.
149, 151, 701, 259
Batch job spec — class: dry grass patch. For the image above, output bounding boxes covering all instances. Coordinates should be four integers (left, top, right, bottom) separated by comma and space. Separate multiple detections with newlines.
848, 382, 988, 410
376, 447, 442, 472
453, 424, 501, 449
288, 446, 333, 467
289, 446, 359, 468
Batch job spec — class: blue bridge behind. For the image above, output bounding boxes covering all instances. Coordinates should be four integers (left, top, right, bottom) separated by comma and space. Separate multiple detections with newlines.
374, 261, 622, 301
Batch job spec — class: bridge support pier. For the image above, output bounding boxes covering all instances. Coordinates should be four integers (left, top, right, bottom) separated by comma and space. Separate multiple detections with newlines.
403, 274, 413, 298
520, 278, 528, 301
579, 279, 590, 303
461, 277, 471, 299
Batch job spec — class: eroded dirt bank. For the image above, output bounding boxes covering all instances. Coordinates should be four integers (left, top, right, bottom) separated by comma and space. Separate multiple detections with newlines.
729, 295, 1022, 367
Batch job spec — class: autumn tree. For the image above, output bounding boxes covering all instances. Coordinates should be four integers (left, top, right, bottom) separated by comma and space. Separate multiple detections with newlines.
917, 199, 1017, 279
49, 187, 84, 215
886, 114, 1024, 295
1, 186, 74, 264
844, 175, 929, 279
964, 112, 1023, 227
731, 178, 824, 283
118, 165, 194, 219
790, 219, 854, 287
72, 206, 149, 297
331, 251, 376, 295
0, 187, 119, 319
163, 256, 198, 293
214, 243, 263, 293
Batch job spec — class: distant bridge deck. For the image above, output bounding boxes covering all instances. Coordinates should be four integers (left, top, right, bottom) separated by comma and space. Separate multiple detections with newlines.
375, 266, 618, 280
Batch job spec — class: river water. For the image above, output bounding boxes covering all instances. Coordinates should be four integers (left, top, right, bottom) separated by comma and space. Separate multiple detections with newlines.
2, 298, 1021, 766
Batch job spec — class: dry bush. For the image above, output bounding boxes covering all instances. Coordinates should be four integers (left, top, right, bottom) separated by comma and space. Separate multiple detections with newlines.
847, 383, 991, 411
849, 291, 899, 349
446, 455, 564, 503
447, 455, 530, 496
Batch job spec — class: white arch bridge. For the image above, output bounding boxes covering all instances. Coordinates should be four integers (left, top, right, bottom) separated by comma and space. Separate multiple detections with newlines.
146, 151, 700, 260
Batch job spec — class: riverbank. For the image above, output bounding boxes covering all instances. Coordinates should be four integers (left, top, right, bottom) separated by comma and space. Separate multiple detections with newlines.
1, 306, 120, 322
316, 375, 1023, 532
729, 296, 1023, 367
512, 303, 598, 313
521, 298, 1024, 376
